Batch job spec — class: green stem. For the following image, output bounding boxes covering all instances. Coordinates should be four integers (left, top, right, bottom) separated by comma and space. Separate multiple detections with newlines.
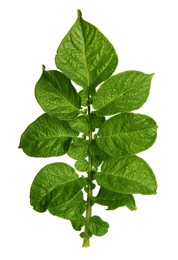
82, 99, 93, 247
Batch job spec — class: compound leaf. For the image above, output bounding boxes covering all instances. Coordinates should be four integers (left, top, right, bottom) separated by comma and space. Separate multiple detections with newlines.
93, 71, 154, 116
19, 114, 78, 157
89, 216, 109, 236
94, 187, 136, 210
96, 113, 157, 157
30, 163, 87, 220
95, 155, 157, 195
55, 10, 118, 94
35, 68, 81, 120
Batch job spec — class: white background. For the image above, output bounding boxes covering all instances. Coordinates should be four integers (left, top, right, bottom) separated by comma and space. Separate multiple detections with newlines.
1, 0, 178, 259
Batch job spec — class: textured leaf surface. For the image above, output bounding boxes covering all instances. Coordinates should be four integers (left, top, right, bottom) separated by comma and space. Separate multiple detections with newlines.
68, 115, 89, 133
30, 163, 86, 220
67, 138, 89, 160
90, 113, 105, 130
55, 10, 118, 92
88, 140, 109, 167
94, 187, 136, 210
93, 71, 153, 116
95, 155, 157, 195
89, 216, 109, 236
19, 114, 78, 157
35, 69, 81, 120
96, 113, 157, 157
75, 159, 88, 172
71, 216, 85, 231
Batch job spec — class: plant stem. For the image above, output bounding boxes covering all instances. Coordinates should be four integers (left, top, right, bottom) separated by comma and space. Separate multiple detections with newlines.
82, 99, 93, 247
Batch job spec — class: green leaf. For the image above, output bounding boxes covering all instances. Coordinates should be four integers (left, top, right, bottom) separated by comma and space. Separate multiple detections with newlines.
68, 115, 89, 133
19, 114, 78, 157
75, 159, 88, 172
88, 140, 109, 167
90, 113, 105, 130
55, 10, 118, 93
30, 163, 87, 220
35, 68, 81, 120
79, 90, 88, 106
94, 187, 136, 210
67, 138, 89, 160
89, 216, 109, 236
93, 71, 154, 116
71, 216, 85, 231
96, 113, 157, 157
95, 155, 157, 195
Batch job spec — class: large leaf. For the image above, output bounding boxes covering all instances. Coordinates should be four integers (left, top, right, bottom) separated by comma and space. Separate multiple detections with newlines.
94, 187, 136, 210
67, 138, 89, 160
96, 113, 157, 157
93, 71, 154, 116
89, 216, 109, 236
30, 163, 86, 220
95, 155, 157, 195
35, 68, 81, 120
19, 114, 78, 157
55, 10, 118, 93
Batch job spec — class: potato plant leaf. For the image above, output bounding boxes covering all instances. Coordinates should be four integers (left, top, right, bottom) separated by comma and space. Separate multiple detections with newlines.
30, 163, 87, 219
35, 68, 81, 120
55, 10, 118, 94
19, 114, 78, 157
94, 187, 137, 210
95, 155, 157, 195
19, 10, 158, 247
96, 113, 157, 157
89, 216, 109, 236
93, 71, 154, 116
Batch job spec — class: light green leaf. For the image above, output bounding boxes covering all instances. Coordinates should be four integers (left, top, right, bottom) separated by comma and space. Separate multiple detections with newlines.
88, 140, 109, 167
19, 114, 79, 157
94, 187, 136, 210
95, 155, 157, 195
68, 115, 89, 133
30, 163, 86, 220
71, 216, 85, 231
79, 90, 88, 106
35, 68, 81, 120
96, 113, 157, 157
75, 159, 88, 172
67, 138, 89, 160
55, 10, 118, 93
90, 113, 105, 130
93, 71, 154, 116
89, 216, 109, 236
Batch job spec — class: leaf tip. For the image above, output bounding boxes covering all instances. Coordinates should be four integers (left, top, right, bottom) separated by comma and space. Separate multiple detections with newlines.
42, 64, 46, 72
77, 9, 82, 19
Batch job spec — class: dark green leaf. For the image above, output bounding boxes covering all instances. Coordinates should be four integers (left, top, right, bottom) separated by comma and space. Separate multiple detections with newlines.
90, 113, 105, 130
35, 68, 81, 120
94, 187, 136, 210
55, 10, 118, 93
68, 115, 89, 133
19, 114, 78, 157
71, 216, 85, 231
67, 138, 89, 160
96, 113, 157, 157
89, 216, 109, 236
30, 163, 87, 220
95, 155, 157, 195
88, 140, 109, 167
79, 90, 88, 106
93, 71, 154, 116
75, 159, 88, 172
